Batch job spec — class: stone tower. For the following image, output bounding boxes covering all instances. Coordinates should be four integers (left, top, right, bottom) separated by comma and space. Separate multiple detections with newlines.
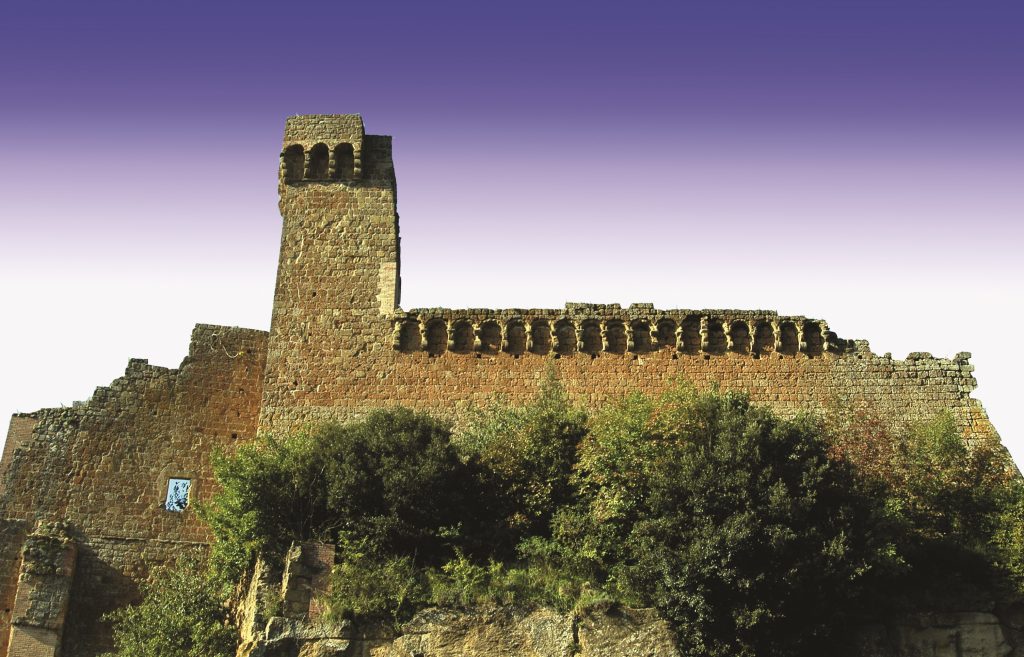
259, 115, 400, 432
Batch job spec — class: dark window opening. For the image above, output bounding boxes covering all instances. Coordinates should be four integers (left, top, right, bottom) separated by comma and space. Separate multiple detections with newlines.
580, 320, 602, 355
283, 145, 304, 183
779, 322, 799, 355
480, 321, 501, 355
308, 143, 329, 179
656, 319, 677, 350
803, 321, 823, 356
399, 321, 421, 353
506, 320, 527, 355
333, 143, 355, 180
530, 320, 552, 355
605, 320, 627, 354
729, 321, 750, 354
753, 321, 775, 355
451, 320, 475, 354
426, 319, 448, 356
705, 319, 727, 355
631, 321, 652, 353
554, 320, 577, 356
681, 316, 701, 354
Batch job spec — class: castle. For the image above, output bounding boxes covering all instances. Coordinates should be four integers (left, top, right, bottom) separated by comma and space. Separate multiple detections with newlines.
0, 115, 1003, 657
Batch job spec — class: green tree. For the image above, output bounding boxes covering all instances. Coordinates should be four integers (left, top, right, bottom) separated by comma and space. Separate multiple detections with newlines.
569, 387, 887, 657
103, 559, 236, 657
201, 408, 488, 584
455, 372, 588, 549
828, 408, 1024, 606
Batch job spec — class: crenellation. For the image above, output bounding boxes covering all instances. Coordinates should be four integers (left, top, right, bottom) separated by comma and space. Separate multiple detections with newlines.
392, 307, 850, 359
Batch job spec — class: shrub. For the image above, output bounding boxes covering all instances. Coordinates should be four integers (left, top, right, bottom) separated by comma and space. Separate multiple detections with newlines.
326, 546, 428, 625
570, 387, 887, 657
455, 372, 588, 548
426, 547, 605, 613
828, 407, 1024, 605
102, 559, 236, 657
201, 408, 487, 584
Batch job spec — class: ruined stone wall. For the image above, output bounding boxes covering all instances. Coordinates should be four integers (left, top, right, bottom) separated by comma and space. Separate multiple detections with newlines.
257, 116, 997, 447
258, 304, 996, 446
0, 324, 267, 656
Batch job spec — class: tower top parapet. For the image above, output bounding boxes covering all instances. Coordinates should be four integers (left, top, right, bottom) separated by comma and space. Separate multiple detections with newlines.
281, 114, 368, 184
283, 114, 364, 149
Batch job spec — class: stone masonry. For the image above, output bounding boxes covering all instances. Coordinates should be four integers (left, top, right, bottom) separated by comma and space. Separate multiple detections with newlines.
0, 114, 1009, 656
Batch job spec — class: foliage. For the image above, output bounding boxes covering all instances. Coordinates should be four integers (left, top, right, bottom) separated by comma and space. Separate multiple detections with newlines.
326, 546, 428, 625
183, 381, 1023, 656
568, 387, 888, 657
455, 372, 588, 548
200, 408, 485, 584
426, 544, 606, 613
102, 559, 236, 657
828, 407, 1024, 605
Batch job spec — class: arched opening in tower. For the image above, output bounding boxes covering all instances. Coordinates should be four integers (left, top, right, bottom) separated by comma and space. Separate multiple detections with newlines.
308, 143, 329, 179
681, 316, 701, 354
705, 319, 727, 355
399, 320, 421, 353
803, 321, 824, 357
283, 145, 304, 183
506, 320, 527, 355
333, 143, 355, 180
554, 320, 577, 356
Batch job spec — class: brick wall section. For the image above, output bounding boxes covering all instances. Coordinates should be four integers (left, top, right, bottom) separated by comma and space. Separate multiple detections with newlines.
0, 417, 38, 494
7, 523, 77, 657
259, 324, 996, 446
60, 538, 207, 657
0, 520, 29, 657
0, 324, 267, 656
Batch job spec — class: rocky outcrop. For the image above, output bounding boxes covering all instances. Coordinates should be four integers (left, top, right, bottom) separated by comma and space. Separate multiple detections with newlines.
856, 611, 1020, 657
240, 605, 680, 657
234, 543, 1024, 657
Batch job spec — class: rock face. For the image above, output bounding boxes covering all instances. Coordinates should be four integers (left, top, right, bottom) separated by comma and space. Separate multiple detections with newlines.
243, 605, 1024, 657
857, 612, 1019, 657
241, 605, 680, 657
362, 606, 681, 657
233, 543, 681, 657
234, 543, 1024, 657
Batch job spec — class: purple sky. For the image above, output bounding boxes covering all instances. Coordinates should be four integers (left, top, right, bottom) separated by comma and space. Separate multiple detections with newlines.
2, 1, 1022, 461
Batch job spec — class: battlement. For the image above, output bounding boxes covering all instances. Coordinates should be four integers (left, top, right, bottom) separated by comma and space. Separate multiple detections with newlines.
393, 304, 850, 358
281, 114, 367, 183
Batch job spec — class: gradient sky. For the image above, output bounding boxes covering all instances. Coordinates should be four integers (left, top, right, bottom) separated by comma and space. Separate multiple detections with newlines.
1, 1, 1022, 461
